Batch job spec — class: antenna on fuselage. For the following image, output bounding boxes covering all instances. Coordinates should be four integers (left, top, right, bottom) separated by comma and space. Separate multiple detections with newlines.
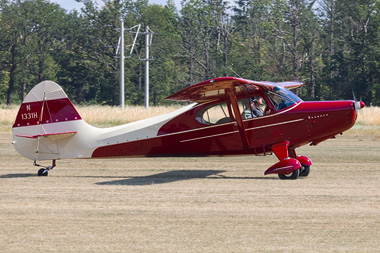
227, 64, 242, 78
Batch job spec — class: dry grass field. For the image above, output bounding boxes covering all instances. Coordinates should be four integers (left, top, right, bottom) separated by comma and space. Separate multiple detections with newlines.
1, 105, 380, 252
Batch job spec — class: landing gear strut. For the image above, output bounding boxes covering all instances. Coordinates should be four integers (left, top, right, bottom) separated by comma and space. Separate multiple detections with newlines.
264, 141, 312, 180
35, 160, 56, 177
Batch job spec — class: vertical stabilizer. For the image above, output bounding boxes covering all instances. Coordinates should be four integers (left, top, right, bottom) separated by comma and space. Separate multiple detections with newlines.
12, 81, 87, 161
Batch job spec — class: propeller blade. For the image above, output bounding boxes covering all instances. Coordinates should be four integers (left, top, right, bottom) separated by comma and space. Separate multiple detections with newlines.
352, 90, 357, 101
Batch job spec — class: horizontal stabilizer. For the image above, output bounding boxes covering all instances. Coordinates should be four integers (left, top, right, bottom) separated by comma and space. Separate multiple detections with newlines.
16, 131, 77, 141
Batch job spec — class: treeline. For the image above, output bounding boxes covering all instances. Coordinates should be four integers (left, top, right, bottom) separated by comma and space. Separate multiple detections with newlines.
1, 0, 380, 106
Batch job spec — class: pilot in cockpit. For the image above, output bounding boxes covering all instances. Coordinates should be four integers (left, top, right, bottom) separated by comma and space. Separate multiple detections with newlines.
250, 97, 264, 117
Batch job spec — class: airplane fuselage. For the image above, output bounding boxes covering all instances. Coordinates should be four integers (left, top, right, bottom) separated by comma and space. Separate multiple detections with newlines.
91, 100, 358, 158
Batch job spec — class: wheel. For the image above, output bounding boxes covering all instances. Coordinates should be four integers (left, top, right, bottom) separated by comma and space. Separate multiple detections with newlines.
278, 169, 299, 180
38, 168, 48, 177
299, 165, 310, 177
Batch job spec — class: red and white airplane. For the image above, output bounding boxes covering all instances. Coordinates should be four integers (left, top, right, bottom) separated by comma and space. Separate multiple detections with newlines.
12, 77, 365, 179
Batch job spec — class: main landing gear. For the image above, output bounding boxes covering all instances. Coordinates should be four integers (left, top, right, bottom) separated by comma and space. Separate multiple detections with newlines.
277, 164, 310, 180
34, 160, 56, 177
278, 168, 300, 180
299, 164, 311, 177
264, 141, 312, 180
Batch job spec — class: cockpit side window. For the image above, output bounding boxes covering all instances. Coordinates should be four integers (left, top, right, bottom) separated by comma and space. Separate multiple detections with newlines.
195, 102, 233, 124
238, 97, 268, 119
267, 86, 302, 111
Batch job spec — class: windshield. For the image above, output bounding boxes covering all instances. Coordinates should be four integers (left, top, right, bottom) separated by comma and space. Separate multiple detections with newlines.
267, 86, 302, 110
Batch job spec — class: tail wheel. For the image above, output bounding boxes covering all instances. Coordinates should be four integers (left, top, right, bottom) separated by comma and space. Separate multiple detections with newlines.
299, 165, 310, 177
35, 160, 55, 177
37, 168, 48, 177
278, 169, 299, 180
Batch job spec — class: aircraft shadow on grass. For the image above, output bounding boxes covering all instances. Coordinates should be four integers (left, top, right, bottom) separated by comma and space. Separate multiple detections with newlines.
0, 173, 36, 178
95, 169, 276, 186
96, 170, 225, 186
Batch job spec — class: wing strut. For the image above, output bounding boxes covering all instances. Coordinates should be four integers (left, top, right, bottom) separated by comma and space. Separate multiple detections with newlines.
226, 89, 250, 149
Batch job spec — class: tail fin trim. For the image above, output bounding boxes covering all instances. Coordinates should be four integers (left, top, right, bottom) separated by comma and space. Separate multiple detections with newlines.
13, 98, 82, 128
13, 81, 82, 128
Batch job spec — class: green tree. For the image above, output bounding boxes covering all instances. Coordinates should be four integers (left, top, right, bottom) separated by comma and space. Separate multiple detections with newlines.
141, 3, 181, 105
232, 0, 272, 79
319, 0, 380, 105
0, 0, 31, 105
0, 0, 66, 105
57, 0, 122, 105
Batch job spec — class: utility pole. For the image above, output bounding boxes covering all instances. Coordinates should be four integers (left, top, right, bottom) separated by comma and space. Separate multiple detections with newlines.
116, 22, 140, 110
138, 26, 154, 108
144, 26, 150, 108
120, 18, 125, 110
116, 22, 152, 109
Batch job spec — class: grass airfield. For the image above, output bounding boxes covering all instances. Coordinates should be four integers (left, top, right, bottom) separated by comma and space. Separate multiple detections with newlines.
1, 132, 380, 252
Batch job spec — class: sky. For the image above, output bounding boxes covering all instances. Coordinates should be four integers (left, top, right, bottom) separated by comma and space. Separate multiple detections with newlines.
52, 0, 179, 11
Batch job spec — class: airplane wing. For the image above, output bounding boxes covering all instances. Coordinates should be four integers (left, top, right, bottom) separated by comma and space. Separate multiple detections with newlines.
166, 77, 303, 103
275, 81, 304, 90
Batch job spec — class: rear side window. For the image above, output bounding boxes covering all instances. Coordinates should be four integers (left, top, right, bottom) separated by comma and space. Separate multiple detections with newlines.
195, 102, 232, 124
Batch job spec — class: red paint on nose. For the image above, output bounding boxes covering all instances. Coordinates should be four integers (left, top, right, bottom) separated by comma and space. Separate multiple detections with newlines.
360, 101, 365, 109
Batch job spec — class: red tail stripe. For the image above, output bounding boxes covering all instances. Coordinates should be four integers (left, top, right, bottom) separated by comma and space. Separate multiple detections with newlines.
13, 98, 81, 128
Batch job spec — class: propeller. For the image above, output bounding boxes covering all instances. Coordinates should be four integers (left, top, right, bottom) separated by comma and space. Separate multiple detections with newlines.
352, 90, 365, 112
354, 101, 365, 111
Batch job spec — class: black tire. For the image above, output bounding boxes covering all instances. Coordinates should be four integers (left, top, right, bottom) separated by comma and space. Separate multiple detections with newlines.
278, 169, 299, 180
299, 165, 310, 177
38, 168, 48, 177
